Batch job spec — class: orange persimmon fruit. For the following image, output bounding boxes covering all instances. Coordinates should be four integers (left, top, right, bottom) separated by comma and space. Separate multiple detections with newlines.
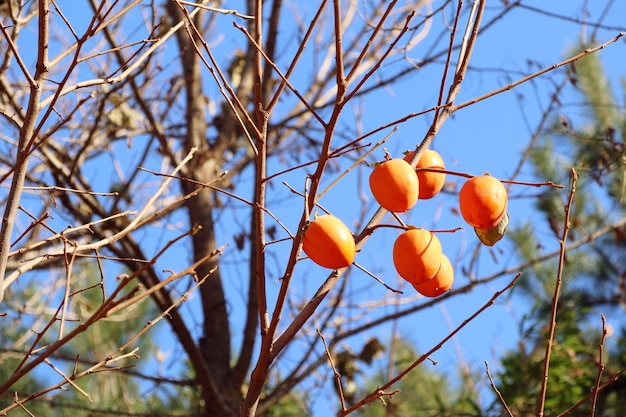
369, 158, 420, 212
302, 214, 356, 269
412, 254, 454, 297
403, 149, 446, 199
459, 174, 508, 229
392, 228, 442, 285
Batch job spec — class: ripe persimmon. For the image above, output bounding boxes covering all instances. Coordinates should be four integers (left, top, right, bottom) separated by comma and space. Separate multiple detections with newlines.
369, 158, 419, 213
403, 149, 446, 199
459, 174, 508, 229
302, 214, 356, 269
392, 228, 442, 285
413, 254, 454, 297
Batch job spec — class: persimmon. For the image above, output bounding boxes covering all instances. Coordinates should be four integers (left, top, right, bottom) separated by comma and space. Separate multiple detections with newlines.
392, 228, 442, 285
302, 214, 356, 269
413, 254, 454, 297
403, 149, 446, 199
459, 174, 508, 229
369, 158, 419, 212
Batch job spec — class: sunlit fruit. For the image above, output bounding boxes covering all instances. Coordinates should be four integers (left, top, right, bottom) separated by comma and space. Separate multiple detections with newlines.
459, 174, 508, 229
392, 228, 442, 285
413, 254, 454, 297
369, 158, 420, 212
302, 214, 356, 269
403, 149, 446, 199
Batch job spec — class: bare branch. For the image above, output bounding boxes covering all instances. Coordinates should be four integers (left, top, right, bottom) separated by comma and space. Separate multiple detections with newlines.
537, 168, 579, 416
340, 273, 521, 415
0, 0, 50, 303
485, 361, 515, 417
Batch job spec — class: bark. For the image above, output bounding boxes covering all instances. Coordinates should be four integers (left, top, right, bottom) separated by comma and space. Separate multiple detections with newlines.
168, 2, 258, 416
166, 4, 239, 416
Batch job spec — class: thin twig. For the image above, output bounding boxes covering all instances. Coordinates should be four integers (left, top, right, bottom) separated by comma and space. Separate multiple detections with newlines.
485, 361, 514, 417
344, 5, 415, 102
234, 21, 326, 127
318, 329, 347, 411
0, 23, 35, 86
0, 240, 212, 407
407, 0, 485, 174
453, 32, 624, 112
556, 365, 626, 416
10, 208, 51, 248
1, 148, 196, 297
264, 142, 370, 183
430, 0, 464, 123
345, 0, 397, 85
22, 186, 119, 196
589, 315, 607, 416
38, 1, 206, 109
332, 0, 346, 101
43, 358, 92, 402
177, 0, 254, 19
172, 0, 261, 152
107, 272, 213, 351
267, 0, 329, 113
339, 273, 520, 416
353, 32, 624, 160
58, 241, 78, 340
7, 210, 133, 259
352, 262, 402, 294
537, 168, 578, 417
317, 129, 395, 199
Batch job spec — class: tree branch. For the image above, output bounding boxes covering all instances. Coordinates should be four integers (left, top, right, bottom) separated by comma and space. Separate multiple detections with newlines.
536, 168, 579, 416
0, 0, 49, 303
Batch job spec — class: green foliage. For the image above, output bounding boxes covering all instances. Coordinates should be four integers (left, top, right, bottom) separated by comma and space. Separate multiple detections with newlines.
571, 46, 618, 131
569, 50, 625, 207
494, 309, 602, 416
252, 370, 312, 417
56, 282, 199, 416
263, 392, 311, 417
0, 263, 195, 416
0, 281, 60, 416
357, 338, 480, 417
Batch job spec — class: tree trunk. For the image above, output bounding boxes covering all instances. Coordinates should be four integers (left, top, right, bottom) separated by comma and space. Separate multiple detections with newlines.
166, 4, 240, 416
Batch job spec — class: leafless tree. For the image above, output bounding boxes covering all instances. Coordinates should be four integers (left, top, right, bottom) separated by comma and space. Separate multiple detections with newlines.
0, 1, 624, 416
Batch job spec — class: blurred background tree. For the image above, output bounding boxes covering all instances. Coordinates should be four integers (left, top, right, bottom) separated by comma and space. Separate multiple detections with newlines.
357, 337, 480, 417
493, 45, 626, 416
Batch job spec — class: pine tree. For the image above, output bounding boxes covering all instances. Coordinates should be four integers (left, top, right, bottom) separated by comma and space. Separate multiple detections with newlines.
493, 44, 626, 416
358, 337, 481, 417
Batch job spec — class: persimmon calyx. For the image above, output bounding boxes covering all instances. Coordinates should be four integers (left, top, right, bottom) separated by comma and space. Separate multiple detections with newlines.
474, 210, 509, 246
